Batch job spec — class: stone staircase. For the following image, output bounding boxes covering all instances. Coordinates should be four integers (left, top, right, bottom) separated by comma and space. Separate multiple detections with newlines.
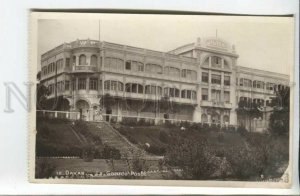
88, 121, 151, 159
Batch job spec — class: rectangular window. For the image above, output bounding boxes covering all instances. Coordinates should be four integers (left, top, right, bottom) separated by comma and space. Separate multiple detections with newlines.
125, 61, 131, 70
224, 76, 230, 86
137, 63, 144, 72
132, 83, 137, 93
157, 87, 162, 95
65, 58, 70, 69
240, 78, 243, 86
267, 83, 274, 90
104, 81, 110, 90
191, 91, 197, 100
65, 80, 70, 91
164, 88, 169, 96
187, 90, 191, 99
211, 89, 221, 102
175, 89, 180, 97
89, 78, 98, 90
118, 82, 123, 91
211, 74, 221, 84
78, 78, 86, 90
151, 86, 156, 95
202, 72, 209, 83
181, 69, 186, 78
202, 88, 208, 100
224, 91, 230, 103
170, 88, 175, 97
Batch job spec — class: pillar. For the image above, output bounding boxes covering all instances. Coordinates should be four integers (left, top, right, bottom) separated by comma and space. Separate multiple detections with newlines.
75, 77, 78, 92
193, 106, 201, 123
208, 70, 212, 101
86, 77, 90, 92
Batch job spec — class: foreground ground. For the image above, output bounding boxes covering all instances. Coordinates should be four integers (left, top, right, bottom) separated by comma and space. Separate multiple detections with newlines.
35, 118, 289, 181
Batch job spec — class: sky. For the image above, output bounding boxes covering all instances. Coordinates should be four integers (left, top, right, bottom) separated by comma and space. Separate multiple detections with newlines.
37, 13, 294, 75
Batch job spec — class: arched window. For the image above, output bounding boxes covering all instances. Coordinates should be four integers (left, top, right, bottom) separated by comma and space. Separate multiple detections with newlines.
90, 55, 98, 66
105, 57, 124, 70
79, 54, 87, 65
181, 89, 196, 99
126, 60, 144, 72
223, 115, 230, 123
211, 113, 220, 123
211, 56, 222, 68
164, 87, 180, 98
203, 57, 209, 66
104, 80, 123, 91
125, 83, 143, 94
181, 69, 197, 80
201, 114, 208, 123
224, 60, 230, 69
164, 66, 180, 77
145, 64, 163, 74
145, 85, 158, 95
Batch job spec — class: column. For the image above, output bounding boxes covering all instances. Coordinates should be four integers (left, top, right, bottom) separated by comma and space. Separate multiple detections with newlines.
76, 54, 79, 66
221, 72, 224, 102
208, 70, 212, 101
86, 77, 90, 92
75, 77, 78, 92
208, 56, 211, 67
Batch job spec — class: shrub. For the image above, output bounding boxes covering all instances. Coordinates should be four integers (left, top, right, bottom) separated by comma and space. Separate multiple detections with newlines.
145, 145, 166, 156
225, 144, 265, 179
191, 123, 202, 131
237, 126, 248, 136
35, 159, 56, 179
159, 130, 169, 143
102, 145, 121, 159
121, 117, 138, 126
82, 145, 95, 162
217, 133, 225, 143
166, 139, 217, 180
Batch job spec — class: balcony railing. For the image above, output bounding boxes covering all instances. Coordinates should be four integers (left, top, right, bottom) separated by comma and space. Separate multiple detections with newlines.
72, 65, 97, 72
200, 100, 232, 108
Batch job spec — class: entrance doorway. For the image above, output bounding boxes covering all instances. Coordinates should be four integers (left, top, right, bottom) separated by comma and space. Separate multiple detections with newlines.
106, 108, 112, 122
76, 100, 90, 121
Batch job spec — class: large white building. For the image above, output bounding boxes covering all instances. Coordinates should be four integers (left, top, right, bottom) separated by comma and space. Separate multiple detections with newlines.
39, 37, 289, 129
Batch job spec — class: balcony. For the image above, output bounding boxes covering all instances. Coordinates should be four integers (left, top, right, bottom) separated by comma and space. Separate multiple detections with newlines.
200, 100, 232, 109
72, 65, 97, 73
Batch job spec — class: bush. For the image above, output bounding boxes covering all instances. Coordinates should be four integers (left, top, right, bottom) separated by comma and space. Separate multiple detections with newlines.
191, 123, 202, 131
102, 145, 121, 159
166, 139, 217, 180
225, 144, 265, 179
145, 145, 166, 156
121, 117, 138, 126
237, 126, 248, 136
159, 130, 169, 143
35, 159, 56, 179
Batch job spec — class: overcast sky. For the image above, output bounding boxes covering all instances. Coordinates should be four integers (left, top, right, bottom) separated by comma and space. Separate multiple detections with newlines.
38, 14, 294, 75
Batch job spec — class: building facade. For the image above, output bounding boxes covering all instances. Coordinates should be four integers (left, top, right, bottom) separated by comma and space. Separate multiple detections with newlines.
39, 37, 289, 129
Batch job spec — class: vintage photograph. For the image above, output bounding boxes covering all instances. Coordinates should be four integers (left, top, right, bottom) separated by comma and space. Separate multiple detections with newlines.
30, 12, 294, 186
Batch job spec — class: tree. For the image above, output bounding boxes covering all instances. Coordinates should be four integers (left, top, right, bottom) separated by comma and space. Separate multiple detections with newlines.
236, 98, 263, 132
269, 86, 290, 135
36, 83, 50, 110
165, 137, 217, 180
101, 93, 116, 111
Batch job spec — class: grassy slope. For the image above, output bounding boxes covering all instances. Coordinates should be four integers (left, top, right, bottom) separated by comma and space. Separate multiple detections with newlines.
37, 120, 82, 147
